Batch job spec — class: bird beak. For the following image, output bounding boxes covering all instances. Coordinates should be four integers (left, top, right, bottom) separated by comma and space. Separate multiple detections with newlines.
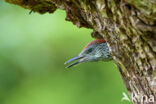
64, 56, 86, 68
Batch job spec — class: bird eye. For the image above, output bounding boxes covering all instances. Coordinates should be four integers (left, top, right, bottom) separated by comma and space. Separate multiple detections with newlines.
87, 48, 93, 53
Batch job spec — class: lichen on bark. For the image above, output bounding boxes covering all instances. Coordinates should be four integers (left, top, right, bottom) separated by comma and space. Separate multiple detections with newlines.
5, 0, 156, 103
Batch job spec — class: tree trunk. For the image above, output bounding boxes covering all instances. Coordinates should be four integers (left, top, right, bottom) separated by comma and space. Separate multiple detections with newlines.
5, 0, 156, 103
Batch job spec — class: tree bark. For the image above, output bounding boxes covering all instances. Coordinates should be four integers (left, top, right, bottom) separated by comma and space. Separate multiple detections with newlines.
5, 0, 156, 104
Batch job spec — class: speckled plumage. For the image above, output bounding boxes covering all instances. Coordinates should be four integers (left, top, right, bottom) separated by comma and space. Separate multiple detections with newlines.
65, 39, 112, 68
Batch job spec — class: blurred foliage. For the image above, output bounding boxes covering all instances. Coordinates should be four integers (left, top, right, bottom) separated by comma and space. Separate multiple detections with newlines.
0, 1, 132, 104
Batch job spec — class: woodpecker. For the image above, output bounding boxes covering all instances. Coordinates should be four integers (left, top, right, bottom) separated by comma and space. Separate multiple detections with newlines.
65, 39, 112, 68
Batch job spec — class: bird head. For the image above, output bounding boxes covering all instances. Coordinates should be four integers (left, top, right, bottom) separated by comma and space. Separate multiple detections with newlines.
65, 39, 112, 68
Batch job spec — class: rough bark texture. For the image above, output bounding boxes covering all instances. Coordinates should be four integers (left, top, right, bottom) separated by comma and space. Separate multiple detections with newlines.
5, 0, 156, 104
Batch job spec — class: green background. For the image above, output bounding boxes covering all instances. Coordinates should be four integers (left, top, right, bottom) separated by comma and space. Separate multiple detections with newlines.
0, 1, 131, 104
